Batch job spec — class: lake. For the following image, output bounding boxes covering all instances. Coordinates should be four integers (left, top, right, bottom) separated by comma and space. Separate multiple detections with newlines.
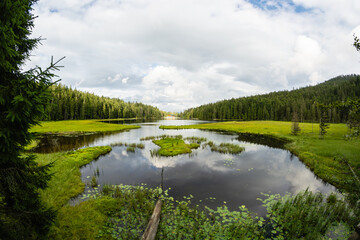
35, 120, 336, 215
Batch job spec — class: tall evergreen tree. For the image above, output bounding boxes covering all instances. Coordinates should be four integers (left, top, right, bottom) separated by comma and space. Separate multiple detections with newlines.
0, 1, 60, 238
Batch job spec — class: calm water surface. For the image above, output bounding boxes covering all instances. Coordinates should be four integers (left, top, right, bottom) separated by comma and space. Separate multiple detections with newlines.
36, 120, 336, 215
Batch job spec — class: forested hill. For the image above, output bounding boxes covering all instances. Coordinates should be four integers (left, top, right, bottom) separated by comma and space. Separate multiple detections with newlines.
181, 75, 360, 123
42, 84, 163, 120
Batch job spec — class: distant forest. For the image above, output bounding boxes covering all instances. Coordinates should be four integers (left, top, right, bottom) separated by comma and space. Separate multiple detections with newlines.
42, 84, 163, 120
181, 75, 360, 123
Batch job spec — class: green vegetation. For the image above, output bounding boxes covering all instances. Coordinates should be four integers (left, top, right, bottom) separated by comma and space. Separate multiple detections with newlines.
258, 190, 356, 239
74, 185, 355, 239
31, 134, 357, 239
205, 141, 245, 154
145, 135, 244, 156
30, 119, 140, 134
152, 136, 200, 156
42, 83, 163, 121
140, 134, 182, 141
181, 75, 360, 122
161, 121, 360, 199
35, 146, 157, 239
33, 146, 357, 239
184, 136, 208, 144
156, 189, 355, 239
110, 142, 145, 149
0, 0, 61, 238
126, 146, 135, 152
36, 146, 111, 209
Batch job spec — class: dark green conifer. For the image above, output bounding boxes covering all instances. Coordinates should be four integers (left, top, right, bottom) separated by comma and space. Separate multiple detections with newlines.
0, 0, 61, 238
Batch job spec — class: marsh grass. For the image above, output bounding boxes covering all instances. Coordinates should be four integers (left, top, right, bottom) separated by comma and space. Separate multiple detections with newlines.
152, 137, 198, 156
140, 134, 182, 141
205, 142, 245, 154
126, 146, 135, 152
184, 136, 207, 144
36, 146, 112, 209
110, 142, 145, 150
161, 121, 360, 196
30, 119, 140, 134
258, 190, 357, 239
91, 176, 98, 188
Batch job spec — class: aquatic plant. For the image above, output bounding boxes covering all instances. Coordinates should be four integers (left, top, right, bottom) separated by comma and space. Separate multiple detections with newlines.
136, 143, 145, 149
152, 137, 195, 156
91, 176, 98, 188
126, 146, 135, 152
258, 189, 357, 239
205, 142, 245, 154
184, 136, 207, 144
140, 136, 156, 141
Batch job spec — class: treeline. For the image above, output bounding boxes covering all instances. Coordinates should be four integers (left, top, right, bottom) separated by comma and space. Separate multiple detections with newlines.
181, 75, 360, 123
42, 84, 163, 120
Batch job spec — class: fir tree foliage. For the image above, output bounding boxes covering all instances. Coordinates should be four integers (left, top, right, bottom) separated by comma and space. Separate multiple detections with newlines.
0, 0, 60, 238
181, 75, 360, 123
291, 111, 301, 135
42, 84, 163, 121
317, 103, 330, 138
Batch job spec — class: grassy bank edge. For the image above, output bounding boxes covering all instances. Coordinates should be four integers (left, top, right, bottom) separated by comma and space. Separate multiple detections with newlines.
160, 121, 360, 194
30, 119, 140, 134
36, 146, 118, 239
36, 146, 112, 209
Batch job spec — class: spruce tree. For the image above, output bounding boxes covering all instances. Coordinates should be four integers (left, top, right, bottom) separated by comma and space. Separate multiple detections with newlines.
291, 111, 301, 135
0, 0, 61, 238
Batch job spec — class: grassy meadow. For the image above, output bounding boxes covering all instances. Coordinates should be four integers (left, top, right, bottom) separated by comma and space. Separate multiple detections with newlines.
30, 119, 139, 134
161, 121, 360, 195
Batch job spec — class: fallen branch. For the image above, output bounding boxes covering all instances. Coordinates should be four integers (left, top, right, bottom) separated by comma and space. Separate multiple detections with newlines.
141, 199, 162, 240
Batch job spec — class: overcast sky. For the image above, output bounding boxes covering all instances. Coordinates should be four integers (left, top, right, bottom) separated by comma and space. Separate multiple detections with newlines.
27, 0, 360, 112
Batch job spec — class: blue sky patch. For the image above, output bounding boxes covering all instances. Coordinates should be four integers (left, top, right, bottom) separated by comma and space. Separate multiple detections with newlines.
247, 0, 312, 13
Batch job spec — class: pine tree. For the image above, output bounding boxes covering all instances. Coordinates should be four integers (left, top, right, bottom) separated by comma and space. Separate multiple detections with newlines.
318, 103, 330, 138
0, 1, 62, 238
291, 111, 301, 135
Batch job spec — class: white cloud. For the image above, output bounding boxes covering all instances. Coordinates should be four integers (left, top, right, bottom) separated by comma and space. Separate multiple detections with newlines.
27, 0, 360, 112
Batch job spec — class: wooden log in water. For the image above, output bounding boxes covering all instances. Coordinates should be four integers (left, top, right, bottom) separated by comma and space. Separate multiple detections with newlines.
141, 199, 162, 240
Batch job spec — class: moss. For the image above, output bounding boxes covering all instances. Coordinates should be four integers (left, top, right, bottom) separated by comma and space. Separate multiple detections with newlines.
152, 137, 195, 156
48, 197, 117, 240
36, 146, 112, 209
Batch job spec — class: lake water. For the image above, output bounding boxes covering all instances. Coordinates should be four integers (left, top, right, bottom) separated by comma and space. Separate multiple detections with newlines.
35, 120, 336, 215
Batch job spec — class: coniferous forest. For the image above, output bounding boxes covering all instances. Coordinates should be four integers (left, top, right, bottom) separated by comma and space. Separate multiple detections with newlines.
42, 84, 163, 120
181, 75, 360, 123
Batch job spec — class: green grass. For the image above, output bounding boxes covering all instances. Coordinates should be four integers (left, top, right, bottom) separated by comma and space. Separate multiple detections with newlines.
36, 146, 112, 209
161, 121, 360, 195
110, 142, 145, 149
205, 141, 245, 154
35, 146, 160, 239
152, 137, 199, 156
30, 119, 140, 134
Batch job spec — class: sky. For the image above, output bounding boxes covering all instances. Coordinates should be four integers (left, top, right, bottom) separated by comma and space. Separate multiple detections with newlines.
27, 0, 360, 112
